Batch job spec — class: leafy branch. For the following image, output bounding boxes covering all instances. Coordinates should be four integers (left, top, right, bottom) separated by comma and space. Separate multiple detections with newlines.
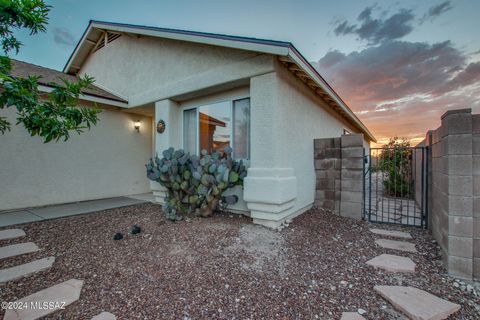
0, 0, 101, 142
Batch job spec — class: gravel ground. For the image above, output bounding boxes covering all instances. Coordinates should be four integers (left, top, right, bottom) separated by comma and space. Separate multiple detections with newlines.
0, 203, 479, 319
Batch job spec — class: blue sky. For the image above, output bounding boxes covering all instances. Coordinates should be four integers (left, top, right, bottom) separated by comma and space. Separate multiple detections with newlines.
12, 0, 480, 144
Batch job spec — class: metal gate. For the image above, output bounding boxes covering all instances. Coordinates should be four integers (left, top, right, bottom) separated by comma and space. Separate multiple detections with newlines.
363, 146, 428, 228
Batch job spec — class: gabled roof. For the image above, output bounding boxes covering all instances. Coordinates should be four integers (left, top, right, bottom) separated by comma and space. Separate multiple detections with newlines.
64, 20, 375, 142
11, 59, 127, 105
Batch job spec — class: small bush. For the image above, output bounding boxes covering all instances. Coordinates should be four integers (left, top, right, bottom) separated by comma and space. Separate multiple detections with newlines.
378, 138, 413, 198
146, 147, 247, 220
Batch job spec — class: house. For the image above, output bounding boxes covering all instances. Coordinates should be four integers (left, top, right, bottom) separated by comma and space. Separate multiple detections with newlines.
0, 21, 375, 227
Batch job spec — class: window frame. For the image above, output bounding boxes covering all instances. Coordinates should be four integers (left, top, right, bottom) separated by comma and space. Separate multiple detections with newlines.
182, 96, 250, 160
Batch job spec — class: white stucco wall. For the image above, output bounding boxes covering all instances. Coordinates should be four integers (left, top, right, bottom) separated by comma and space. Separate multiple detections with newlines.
79, 35, 274, 107
0, 106, 152, 211
275, 62, 366, 213
72, 34, 372, 226
244, 62, 370, 226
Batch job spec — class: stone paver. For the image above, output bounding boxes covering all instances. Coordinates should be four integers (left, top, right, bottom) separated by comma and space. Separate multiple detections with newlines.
3, 279, 84, 320
0, 229, 26, 241
374, 286, 460, 320
0, 242, 39, 259
341, 312, 366, 320
375, 239, 417, 252
366, 254, 416, 273
0, 256, 55, 283
91, 311, 117, 320
369, 228, 412, 239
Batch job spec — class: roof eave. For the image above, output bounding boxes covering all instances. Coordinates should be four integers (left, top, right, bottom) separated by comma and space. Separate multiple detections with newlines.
286, 47, 376, 142
63, 21, 94, 74
38, 84, 128, 108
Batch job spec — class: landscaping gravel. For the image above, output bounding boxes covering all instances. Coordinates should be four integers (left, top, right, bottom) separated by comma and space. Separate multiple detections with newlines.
0, 203, 479, 319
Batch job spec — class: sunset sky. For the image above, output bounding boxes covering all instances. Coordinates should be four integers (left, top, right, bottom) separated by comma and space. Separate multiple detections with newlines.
13, 0, 480, 145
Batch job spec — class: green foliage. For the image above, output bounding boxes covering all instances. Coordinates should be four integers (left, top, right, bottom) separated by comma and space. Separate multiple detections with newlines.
0, 0, 50, 54
378, 137, 413, 198
0, 0, 101, 142
146, 147, 247, 221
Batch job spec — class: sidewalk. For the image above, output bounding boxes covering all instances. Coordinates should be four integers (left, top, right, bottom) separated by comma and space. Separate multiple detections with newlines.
0, 193, 155, 228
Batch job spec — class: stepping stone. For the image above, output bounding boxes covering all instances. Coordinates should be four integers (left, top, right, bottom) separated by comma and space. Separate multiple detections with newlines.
0, 256, 55, 283
370, 228, 412, 239
375, 239, 417, 253
0, 242, 39, 259
3, 279, 84, 320
341, 312, 366, 320
366, 254, 415, 273
0, 229, 26, 241
374, 286, 460, 320
92, 312, 117, 320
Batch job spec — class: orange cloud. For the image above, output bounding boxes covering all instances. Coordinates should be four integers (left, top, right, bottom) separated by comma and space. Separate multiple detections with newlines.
314, 41, 480, 145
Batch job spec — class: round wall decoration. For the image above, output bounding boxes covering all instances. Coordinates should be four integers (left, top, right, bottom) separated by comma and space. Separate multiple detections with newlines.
156, 119, 166, 134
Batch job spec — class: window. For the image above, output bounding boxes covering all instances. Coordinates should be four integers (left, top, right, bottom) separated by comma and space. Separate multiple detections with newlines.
183, 98, 250, 159
233, 98, 250, 159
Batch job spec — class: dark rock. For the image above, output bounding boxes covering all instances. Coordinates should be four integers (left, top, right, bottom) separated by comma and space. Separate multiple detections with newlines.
130, 225, 141, 235
113, 232, 123, 240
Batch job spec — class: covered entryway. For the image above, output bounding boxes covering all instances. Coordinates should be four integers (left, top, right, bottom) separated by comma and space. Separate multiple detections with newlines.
363, 146, 428, 228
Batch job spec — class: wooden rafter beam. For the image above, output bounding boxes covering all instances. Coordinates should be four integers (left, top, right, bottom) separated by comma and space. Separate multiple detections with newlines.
92, 31, 106, 51
279, 56, 361, 133
288, 65, 303, 72
294, 71, 309, 80
278, 56, 292, 63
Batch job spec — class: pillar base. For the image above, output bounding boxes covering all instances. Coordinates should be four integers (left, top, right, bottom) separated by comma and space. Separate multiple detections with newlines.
149, 181, 167, 204
252, 204, 312, 228
244, 167, 298, 228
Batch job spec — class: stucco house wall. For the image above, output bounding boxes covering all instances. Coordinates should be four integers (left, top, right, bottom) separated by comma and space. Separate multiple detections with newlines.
0, 105, 152, 211
275, 62, 366, 212
244, 63, 368, 226
78, 34, 274, 106
2, 22, 375, 228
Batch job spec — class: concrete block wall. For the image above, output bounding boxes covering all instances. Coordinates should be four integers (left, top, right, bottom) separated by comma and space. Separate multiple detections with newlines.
473, 114, 480, 278
340, 135, 364, 219
422, 108, 479, 280
314, 134, 364, 219
314, 137, 341, 213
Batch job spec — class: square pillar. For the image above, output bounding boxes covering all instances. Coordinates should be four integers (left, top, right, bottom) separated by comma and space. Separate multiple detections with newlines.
441, 109, 474, 279
340, 134, 364, 220
244, 72, 298, 228
150, 99, 181, 204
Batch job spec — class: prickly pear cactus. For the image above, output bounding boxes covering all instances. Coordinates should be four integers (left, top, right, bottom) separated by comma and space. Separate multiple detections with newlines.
146, 147, 247, 220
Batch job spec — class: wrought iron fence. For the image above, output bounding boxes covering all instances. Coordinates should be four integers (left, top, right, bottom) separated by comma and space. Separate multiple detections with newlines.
363, 147, 428, 227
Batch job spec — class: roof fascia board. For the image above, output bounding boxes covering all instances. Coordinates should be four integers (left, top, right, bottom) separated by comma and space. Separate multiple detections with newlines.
286, 48, 376, 142
38, 84, 128, 108
92, 22, 290, 56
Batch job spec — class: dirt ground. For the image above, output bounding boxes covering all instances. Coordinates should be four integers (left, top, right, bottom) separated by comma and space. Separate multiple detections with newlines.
0, 203, 478, 319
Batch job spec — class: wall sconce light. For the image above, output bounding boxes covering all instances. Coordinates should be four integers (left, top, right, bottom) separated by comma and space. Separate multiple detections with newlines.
134, 120, 141, 132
